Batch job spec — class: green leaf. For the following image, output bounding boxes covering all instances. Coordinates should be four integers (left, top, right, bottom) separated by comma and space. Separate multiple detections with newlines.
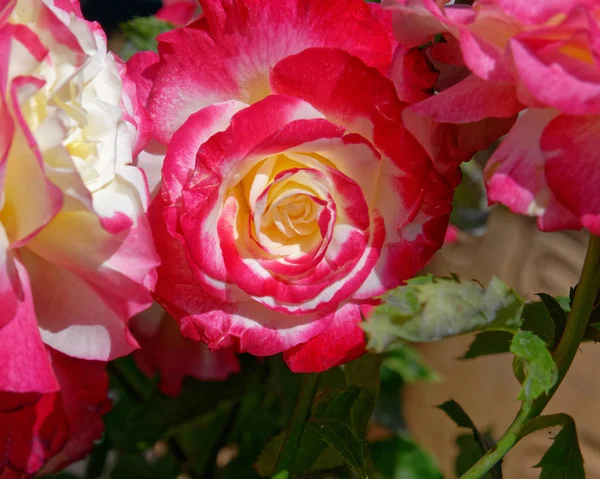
461, 301, 558, 360
437, 400, 490, 454
461, 331, 513, 359
309, 418, 367, 478
521, 302, 556, 348
370, 436, 443, 479
119, 16, 174, 59
519, 414, 584, 479
363, 276, 524, 351
438, 401, 501, 478
536, 293, 567, 349
105, 355, 259, 451
382, 344, 440, 382
290, 360, 377, 476
344, 353, 381, 436
510, 331, 558, 402
450, 159, 490, 236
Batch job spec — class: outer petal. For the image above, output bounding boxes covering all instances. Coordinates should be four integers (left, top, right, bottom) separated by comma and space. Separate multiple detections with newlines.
496, 0, 595, 24
0, 392, 67, 477
0, 258, 58, 395
126, 51, 160, 109
510, 26, 600, 115
20, 245, 143, 361
543, 115, 600, 234
283, 302, 366, 373
134, 140, 167, 199
404, 74, 522, 123
156, 1, 201, 26
148, 0, 391, 142
389, 45, 439, 103
485, 108, 582, 231
116, 55, 151, 158
382, 0, 448, 48
402, 75, 520, 177
38, 350, 111, 475
132, 304, 240, 396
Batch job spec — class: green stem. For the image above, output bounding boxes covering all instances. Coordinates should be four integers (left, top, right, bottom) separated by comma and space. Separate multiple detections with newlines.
461, 234, 600, 479
272, 373, 320, 479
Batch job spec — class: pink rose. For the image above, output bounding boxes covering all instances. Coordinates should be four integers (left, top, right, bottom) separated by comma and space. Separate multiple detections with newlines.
0, 0, 158, 469
385, 0, 600, 233
138, 0, 454, 372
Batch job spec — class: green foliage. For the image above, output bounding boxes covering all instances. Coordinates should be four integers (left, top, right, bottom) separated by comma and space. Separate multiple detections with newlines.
450, 159, 490, 236
370, 436, 442, 479
454, 432, 494, 478
537, 424, 585, 479
363, 275, 524, 351
119, 16, 174, 59
519, 414, 585, 479
536, 293, 567, 349
309, 418, 368, 478
509, 331, 558, 402
461, 331, 513, 359
461, 298, 562, 360
381, 344, 440, 383
438, 400, 501, 478
437, 400, 491, 454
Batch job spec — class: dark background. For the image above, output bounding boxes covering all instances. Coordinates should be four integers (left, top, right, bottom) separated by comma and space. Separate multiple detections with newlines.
81, 0, 162, 33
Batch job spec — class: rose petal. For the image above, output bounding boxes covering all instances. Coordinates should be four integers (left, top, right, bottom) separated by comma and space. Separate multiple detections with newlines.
38, 349, 110, 475
543, 114, 600, 234
148, 0, 391, 142
283, 302, 366, 373
0, 258, 58, 394
132, 304, 240, 396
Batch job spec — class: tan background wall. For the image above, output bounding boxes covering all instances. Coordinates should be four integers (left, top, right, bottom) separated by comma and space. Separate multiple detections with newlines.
403, 208, 600, 478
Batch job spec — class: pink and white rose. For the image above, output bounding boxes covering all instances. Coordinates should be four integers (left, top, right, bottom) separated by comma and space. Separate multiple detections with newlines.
0, 0, 158, 470
138, 0, 454, 373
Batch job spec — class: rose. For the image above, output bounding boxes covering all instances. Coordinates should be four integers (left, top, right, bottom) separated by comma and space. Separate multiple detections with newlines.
139, 0, 454, 372
0, 0, 157, 470
385, 0, 600, 233
132, 304, 240, 396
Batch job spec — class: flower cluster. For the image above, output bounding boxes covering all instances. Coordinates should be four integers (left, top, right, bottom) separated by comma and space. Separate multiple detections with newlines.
385, 0, 600, 233
4, 0, 599, 474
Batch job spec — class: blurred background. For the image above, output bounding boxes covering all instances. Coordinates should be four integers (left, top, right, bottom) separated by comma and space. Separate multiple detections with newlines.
79, 1, 600, 477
